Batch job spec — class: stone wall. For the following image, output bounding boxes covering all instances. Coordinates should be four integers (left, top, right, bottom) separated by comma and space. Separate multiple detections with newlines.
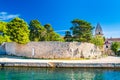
5, 42, 102, 59
0, 43, 6, 55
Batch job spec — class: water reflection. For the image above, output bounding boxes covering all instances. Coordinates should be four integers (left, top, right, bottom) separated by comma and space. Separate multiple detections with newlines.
0, 67, 120, 80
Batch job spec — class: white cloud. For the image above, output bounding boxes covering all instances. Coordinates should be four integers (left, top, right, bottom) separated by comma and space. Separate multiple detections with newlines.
0, 12, 20, 21
0, 12, 7, 15
55, 30, 70, 32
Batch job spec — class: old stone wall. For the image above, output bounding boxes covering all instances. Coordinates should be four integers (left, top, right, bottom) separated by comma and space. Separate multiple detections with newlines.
5, 42, 16, 55
0, 43, 6, 55
5, 42, 102, 59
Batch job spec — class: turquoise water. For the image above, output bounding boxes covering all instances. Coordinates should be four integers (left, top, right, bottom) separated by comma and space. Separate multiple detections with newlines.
0, 67, 120, 80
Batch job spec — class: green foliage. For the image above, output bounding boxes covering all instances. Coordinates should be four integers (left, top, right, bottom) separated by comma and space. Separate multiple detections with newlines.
44, 24, 64, 41
0, 21, 7, 34
29, 20, 64, 42
6, 17, 30, 44
0, 21, 11, 44
70, 19, 94, 42
103, 36, 106, 41
1, 18, 96, 43
0, 35, 11, 44
44, 24, 53, 32
29, 20, 47, 41
111, 42, 120, 55
117, 51, 120, 56
0, 35, 4, 44
91, 35, 104, 47
64, 31, 73, 42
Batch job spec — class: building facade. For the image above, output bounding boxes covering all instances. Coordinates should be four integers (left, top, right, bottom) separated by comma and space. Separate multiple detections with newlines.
95, 23, 120, 50
95, 23, 103, 36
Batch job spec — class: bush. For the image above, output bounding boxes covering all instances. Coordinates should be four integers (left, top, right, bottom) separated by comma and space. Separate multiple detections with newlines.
111, 42, 120, 55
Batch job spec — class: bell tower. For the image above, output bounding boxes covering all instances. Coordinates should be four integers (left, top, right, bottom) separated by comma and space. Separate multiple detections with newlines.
95, 23, 103, 36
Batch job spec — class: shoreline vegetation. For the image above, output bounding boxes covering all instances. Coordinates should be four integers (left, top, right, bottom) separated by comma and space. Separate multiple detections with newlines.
0, 17, 101, 45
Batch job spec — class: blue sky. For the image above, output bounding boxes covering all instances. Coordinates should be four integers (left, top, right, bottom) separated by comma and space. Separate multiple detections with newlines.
0, 0, 120, 38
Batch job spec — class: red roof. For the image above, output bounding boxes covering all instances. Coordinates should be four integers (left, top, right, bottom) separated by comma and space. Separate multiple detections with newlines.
107, 38, 120, 41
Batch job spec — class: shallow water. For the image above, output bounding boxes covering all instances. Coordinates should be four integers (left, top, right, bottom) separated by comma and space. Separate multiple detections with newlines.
0, 67, 120, 80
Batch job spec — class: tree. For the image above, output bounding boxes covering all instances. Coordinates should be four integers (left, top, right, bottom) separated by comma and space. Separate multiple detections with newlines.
70, 19, 94, 42
29, 20, 64, 41
29, 20, 46, 41
0, 35, 11, 44
44, 24, 64, 41
64, 31, 72, 42
91, 35, 104, 48
44, 24, 53, 41
6, 17, 30, 44
0, 22, 11, 44
111, 42, 120, 55
0, 21, 8, 35
44, 24, 53, 33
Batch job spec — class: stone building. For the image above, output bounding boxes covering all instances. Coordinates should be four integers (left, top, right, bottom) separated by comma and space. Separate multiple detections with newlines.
95, 23, 120, 55
95, 23, 103, 36
95, 23, 120, 48
105, 38, 120, 49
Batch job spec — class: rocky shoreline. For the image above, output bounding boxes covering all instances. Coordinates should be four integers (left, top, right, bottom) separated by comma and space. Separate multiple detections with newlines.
0, 62, 120, 68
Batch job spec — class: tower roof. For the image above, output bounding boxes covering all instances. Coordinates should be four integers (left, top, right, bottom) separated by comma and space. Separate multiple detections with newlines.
95, 23, 103, 35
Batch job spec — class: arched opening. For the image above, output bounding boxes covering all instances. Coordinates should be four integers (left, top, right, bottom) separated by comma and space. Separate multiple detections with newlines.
106, 46, 108, 48
99, 32, 101, 34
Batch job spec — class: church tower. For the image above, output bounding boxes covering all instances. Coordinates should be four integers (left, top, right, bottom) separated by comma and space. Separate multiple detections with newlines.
95, 23, 103, 36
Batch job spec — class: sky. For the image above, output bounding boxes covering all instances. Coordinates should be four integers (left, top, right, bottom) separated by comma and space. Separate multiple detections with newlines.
0, 0, 120, 38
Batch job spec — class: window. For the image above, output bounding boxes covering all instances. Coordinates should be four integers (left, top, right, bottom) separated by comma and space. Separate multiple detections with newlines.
106, 46, 108, 48
99, 32, 101, 34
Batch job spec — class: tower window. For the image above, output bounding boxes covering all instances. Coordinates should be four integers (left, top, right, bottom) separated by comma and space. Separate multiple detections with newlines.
99, 32, 101, 34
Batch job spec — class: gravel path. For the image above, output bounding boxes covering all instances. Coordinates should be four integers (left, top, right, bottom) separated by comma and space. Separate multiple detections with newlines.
0, 56, 120, 63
